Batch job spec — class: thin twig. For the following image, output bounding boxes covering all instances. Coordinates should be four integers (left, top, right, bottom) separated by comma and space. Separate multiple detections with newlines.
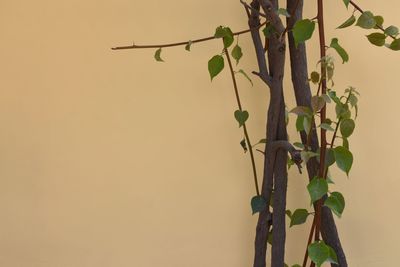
111, 22, 267, 50
282, 0, 302, 37
240, 0, 267, 18
224, 46, 260, 196
315, 0, 327, 244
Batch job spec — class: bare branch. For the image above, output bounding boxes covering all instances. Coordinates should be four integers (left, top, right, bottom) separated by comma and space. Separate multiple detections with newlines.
259, 0, 285, 35
240, 0, 267, 18
244, 0, 271, 86
111, 22, 266, 50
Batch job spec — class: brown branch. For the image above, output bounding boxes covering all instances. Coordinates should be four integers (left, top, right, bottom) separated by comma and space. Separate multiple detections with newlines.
245, 0, 272, 86
286, 0, 347, 264
240, 0, 267, 18
111, 22, 267, 50
302, 217, 316, 267
314, 0, 328, 243
281, 0, 301, 37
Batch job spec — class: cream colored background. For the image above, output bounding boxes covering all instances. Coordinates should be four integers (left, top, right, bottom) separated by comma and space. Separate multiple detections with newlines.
0, 1, 399, 266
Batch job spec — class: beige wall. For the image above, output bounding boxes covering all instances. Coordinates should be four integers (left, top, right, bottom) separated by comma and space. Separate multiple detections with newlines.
0, 1, 399, 266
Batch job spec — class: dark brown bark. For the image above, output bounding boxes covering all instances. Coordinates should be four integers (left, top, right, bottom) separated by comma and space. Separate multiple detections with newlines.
248, 0, 288, 266
286, 0, 347, 266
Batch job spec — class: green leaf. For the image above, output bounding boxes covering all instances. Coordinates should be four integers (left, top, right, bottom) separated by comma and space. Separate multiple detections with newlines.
301, 151, 319, 164
154, 48, 164, 62
356, 11, 376, 29
214, 27, 226, 38
290, 209, 310, 227
321, 94, 331, 104
258, 138, 267, 144
326, 171, 335, 184
310, 71, 320, 84
303, 116, 312, 134
236, 69, 253, 86
334, 146, 353, 175
293, 142, 305, 149
348, 94, 358, 107
337, 15, 356, 29
223, 31, 234, 48
290, 106, 312, 117
385, 25, 399, 36
185, 40, 192, 51
214, 26, 234, 48
240, 139, 248, 153
389, 38, 400, 51
336, 103, 351, 119
296, 116, 305, 132
366, 32, 386, 46
263, 24, 275, 39
234, 110, 249, 127
320, 123, 335, 131
308, 241, 330, 267
208, 55, 224, 80
325, 148, 336, 167
325, 192, 345, 217
293, 19, 316, 47
342, 0, 350, 8
328, 90, 341, 104
307, 177, 328, 203
231, 44, 243, 65
311, 96, 326, 112
340, 118, 355, 138
292, 265, 302, 267
251, 195, 267, 214
277, 8, 290, 17
327, 246, 339, 264
330, 38, 349, 63
285, 210, 292, 219
373, 16, 384, 29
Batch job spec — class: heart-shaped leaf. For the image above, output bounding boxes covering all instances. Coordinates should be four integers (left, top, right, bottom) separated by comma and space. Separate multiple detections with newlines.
234, 110, 249, 127
324, 192, 345, 217
251, 195, 267, 214
208, 55, 224, 80
307, 177, 328, 203
290, 209, 310, 227
293, 19, 316, 47
231, 44, 243, 65
366, 32, 386, 47
356, 11, 376, 29
340, 118, 355, 138
334, 146, 353, 175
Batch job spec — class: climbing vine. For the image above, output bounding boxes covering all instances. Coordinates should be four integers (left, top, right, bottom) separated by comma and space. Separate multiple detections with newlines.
112, 0, 399, 266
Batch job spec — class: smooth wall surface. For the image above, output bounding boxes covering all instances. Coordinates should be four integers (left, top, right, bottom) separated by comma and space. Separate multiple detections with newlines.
0, 1, 399, 266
